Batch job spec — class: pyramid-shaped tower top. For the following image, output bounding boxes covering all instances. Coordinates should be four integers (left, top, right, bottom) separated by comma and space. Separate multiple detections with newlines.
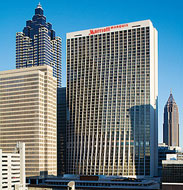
167, 90, 176, 104
22, 3, 56, 40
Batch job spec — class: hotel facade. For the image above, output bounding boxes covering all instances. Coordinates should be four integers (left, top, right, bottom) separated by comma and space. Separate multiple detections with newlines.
66, 20, 158, 177
0, 65, 57, 177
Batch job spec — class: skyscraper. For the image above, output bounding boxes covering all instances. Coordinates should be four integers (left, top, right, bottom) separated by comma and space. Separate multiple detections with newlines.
0, 65, 57, 177
66, 20, 158, 177
16, 3, 62, 87
163, 92, 179, 146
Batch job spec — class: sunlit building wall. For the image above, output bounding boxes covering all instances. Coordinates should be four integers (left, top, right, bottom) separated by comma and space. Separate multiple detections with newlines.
0, 65, 57, 177
66, 20, 158, 177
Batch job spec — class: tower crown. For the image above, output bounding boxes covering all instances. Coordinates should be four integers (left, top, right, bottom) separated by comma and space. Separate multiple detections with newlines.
22, 3, 56, 40
167, 91, 176, 105
35, 2, 43, 15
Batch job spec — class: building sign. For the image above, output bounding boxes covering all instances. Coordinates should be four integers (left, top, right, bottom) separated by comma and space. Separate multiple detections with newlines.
89, 24, 128, 35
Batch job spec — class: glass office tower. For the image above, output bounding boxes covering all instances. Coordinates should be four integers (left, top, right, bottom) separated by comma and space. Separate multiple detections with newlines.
66, 20, 158, 177
16, 3, 62, 87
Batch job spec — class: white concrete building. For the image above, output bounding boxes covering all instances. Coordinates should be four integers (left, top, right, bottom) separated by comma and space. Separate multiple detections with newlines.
66, 20, 158, 177
0, 142, 27, 190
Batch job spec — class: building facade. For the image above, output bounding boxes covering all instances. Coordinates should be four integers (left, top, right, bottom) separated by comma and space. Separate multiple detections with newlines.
57, 87, 67, 175
162, 153, 183, 183
158, 143, 181, 176
163, 92, 179, 146
0, 142, 27, 190
16, 3, 62, 87
0, 65, 57, 177
66, 20, 158, 177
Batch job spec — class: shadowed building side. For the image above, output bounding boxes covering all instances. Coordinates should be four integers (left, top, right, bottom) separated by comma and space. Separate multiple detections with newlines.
57, 87, 67, 175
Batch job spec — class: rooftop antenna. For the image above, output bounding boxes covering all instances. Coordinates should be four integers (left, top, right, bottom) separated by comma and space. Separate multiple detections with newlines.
37, 2, 42, 9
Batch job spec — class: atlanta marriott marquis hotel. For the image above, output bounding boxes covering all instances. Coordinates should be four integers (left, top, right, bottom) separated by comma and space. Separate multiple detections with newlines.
66, 20, 158, 177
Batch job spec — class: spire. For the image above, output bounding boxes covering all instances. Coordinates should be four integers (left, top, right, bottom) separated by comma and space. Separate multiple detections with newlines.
167, 90, 175, 104
35, 2, 44, 16
37, 2, 43, 9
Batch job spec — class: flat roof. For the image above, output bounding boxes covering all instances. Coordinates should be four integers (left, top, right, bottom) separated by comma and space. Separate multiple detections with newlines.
67, 20, 153, 39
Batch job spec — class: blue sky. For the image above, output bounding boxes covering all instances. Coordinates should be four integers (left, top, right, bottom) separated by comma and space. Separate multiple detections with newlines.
0, 0, 183, 145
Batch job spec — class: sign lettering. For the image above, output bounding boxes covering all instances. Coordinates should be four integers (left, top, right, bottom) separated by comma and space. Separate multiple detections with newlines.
89, 24, 128, 35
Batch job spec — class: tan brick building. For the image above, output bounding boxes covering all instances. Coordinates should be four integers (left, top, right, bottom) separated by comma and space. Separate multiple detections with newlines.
0, 65, 57, 177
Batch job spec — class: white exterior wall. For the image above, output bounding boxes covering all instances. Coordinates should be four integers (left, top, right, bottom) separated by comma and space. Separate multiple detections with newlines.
0, 142, 27, 190
149, 26, 158, 177
66, 20, 158, 177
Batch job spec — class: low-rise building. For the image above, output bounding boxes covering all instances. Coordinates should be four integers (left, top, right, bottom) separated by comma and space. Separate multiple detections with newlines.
0, 142, 27, 190
158, 143, 181, 176
27, 175, 160, 190
162, 153, 183, 183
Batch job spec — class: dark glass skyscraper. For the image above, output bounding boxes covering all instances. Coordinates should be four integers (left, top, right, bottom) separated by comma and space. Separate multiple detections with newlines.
57, 87, 67, 175
163, 92, 179, 146
16, 3, 62, 87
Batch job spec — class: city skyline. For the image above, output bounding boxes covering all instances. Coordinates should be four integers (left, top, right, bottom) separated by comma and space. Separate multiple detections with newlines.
0, 0, 183, 146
